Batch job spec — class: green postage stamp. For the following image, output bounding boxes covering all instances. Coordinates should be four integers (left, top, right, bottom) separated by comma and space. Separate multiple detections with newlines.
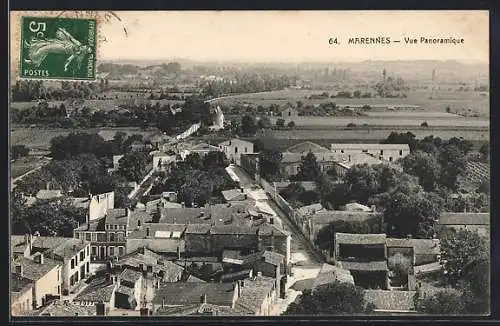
20, 16, 97, 80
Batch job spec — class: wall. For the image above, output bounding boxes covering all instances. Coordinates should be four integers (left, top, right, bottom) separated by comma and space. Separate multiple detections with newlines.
184, 233, 211, 254
11, 287, 33, 316
89, 192, 115, 222
126, 238, 185, 254
211, 234, 258, 253
34, 265, 61, 308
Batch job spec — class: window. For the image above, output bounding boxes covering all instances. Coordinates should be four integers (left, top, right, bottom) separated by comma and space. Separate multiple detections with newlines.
91, 246, 97, 256
91, 233, 97, 241
399, 150, 403, 156
389, 157, 393, 162
380, 150, 384, 155
109, 233, 115, 242
235, 147, 238, 153
86, 262, 89, 273
71, 259, 75, 269
362, 149, 368, 153
341, 150, 344, 153
118, 246, 124, 256
117, 232, 124, 242
57, 270, 60, 281
97, 233, 106, 242
109, 247, 115, 256
80, 251, 84, 261
244, 147, 247, 153
86, 246, 89, 256
75, 256, 78, 265
58, 286, 60, 294
85, 233, 91, 241
114, 225, 118, 230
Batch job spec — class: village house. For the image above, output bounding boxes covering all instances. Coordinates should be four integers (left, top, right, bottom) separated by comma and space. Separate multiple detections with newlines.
126, 223, 291, 267
180, 142, 222, 160
72, 275, 118, 312
280, 107, 299, 120
112, 155, 124, 171
219, 138, 255, 165
221, 188, 248, 202
11, 274, 35, 316
233, 276, 280, 316
29, 300, 97, 317
330, 143, 410, 163
290, 263, 354, 292
12, 252, 62, 309
152, 282, 239, 313
438, 212, 490, 237
11, 234, 91, 296
334, 233, 389, 290
73, 207, 150, 261
151, 151, 176, 172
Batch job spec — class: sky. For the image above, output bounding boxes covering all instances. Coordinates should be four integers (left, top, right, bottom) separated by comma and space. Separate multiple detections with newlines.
10, 10, 489, 64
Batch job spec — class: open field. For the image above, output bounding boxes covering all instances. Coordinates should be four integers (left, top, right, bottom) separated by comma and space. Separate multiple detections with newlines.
210, 89, 489, 116
10, 156, 51, 179
11, 127, 160, 149
260, 127, 489, 142
270, 116, 489, 128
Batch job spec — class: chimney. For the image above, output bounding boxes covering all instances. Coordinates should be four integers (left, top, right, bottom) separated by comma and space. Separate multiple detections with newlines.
126, 208, 131, 217
257, 271, 262, 277
162, 299, 165, 308
371, 205, 376, 212
15, 265, 23, 277
201, 293, 207, 304
95, 302, 105, 316
146, 227, 150, 237
241, 188, 244, 193
35, 253, 44, 264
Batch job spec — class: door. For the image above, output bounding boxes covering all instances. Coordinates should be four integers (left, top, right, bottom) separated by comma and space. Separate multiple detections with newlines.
100, 247, 106, 259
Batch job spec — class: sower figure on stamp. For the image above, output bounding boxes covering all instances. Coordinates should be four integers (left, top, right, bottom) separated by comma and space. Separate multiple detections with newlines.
23, 27, 92, 73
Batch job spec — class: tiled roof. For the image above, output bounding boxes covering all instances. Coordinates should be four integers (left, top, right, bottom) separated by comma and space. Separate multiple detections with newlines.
235, 276, 276, 314
152, 283, 236, 306
116, 285, 135, 297
286, 141, 331, 154
364, 290, 416, 311
339, 261, 388, 272
185, 224, 211, 234
222, 189, 247, 201
36, 301, 97, 316
11, 273, 34, 299
126, 223, 187, 239
344, 202, 372, 212
219, 138, 253, 147
386, 238, 440, 255
335, 233, 387, 245
281, 152, 342, 164
11, 236, 28, 254
309, 210, 379, 224
74, 277, 116, 303
105, 208, 128, 224
35, 190, 63, 200
261, 251, 285, 266
74, 217, 106, 232
189, 143, 220, 151
439, 212, 490, 226
331, 143, 410, 150
119, 268, 142, 283
12, 256, 60, 282
314, 263, 354, 287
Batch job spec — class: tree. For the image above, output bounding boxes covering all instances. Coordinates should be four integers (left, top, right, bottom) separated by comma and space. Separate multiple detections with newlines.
11, 198, 87, 237
343, 164, 382, 204
11, 145, 30, 160
388, 253, 413, 276
353, 90, 361, 98
257, 116, 272, 129
283, 281, 374, 315
459, 257, 490, 314
117, 151, 150, 182
438, 144, 466, 191
401, 151, 441, 191
259, 149, 282, 181
382, 132, 417, 151
276, 118, 285, 128
240, 115, 257, 135
439, 228, 488, 282
185, 153, 203, 170
287, 120, 296, 128
421, 121, 429, 127
478, 142, 489, 162
383, 190, 442, 239
203, 151, 228, 170
415, 288, 465, 315
295, 152, 322, 181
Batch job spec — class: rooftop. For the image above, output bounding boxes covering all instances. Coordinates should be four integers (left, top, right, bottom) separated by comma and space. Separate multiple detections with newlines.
219, 138, 254, 147
310, 210, 379, 225
188, 142, 221, 151
335, 233, 387, 245
222, 189, 247, 202
153, 282, 236, 307
338, 261, 388, 272
281, 152, 343, 164
11, 273, 34, 298
439, 212, 490, 226
386, 238, 440, 255
331, 143, 410, 150
285, 141, 331, 154
344, 202, 373, 212
50, 238, 89, 260
35, 189, 63, 200
12, 256, 60, 282
119, 268, 143, 284
235, 276, 276, 314
74, 276, 116, 303
35, 301, 97, 317
364, 290, 416, 312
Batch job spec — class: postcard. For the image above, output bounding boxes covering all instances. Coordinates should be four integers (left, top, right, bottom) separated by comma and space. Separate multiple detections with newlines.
9, 10, 490, 318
